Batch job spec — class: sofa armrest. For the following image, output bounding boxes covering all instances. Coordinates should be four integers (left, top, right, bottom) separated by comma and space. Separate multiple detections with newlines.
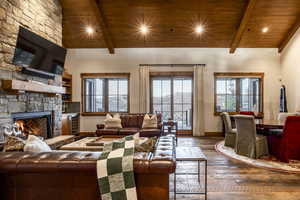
134, 136, 175, 174
97, 124, 105, 130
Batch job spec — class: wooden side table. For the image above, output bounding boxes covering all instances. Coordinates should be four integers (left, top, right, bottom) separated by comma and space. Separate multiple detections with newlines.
162, 120, 178, 144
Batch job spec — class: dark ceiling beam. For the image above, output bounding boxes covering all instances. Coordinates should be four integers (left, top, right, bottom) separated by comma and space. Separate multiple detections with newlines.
229, 0, 258, 54
89, 0, 115, 54
278, 18, 300, 53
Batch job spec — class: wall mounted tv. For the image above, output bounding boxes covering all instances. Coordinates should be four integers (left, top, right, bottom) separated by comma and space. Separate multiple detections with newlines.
12, 26, 66, 79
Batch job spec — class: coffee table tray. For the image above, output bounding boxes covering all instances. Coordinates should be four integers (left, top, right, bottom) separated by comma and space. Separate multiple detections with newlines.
86, 136, 123, 146
59, 136, 123, 152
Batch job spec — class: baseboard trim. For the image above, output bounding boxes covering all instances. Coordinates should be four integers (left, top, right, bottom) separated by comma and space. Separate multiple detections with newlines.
80, 131, 96, 136
204, 132, 224, 137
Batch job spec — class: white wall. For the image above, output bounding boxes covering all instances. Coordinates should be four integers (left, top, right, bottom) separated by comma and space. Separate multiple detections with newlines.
65, 48, 281, 133
280, 28, 300, 113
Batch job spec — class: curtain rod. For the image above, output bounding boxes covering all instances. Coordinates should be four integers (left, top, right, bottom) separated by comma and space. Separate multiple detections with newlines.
139, 64, 205, 67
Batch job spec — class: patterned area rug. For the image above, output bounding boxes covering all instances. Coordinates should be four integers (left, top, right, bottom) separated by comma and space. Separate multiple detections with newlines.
215, 141, 300, 173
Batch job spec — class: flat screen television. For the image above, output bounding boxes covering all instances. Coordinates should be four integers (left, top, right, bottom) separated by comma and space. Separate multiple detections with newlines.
12, 26, 67, 79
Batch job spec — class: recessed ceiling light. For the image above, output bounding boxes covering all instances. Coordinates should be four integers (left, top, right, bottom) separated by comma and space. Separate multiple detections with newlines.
139, 24, 149, 35
195, 25, 204, 34
86, 26, 94, 35
262, 27, 269, 33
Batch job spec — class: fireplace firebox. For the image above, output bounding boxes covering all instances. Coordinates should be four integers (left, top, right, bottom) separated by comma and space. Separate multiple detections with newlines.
11, 112, 53, 139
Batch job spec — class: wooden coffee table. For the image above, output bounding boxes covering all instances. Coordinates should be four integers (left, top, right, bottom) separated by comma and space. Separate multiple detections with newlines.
175, 147, 208, 200
59, 136, 123, 152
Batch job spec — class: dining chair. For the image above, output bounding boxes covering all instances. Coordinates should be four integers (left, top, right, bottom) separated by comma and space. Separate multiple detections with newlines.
234, 115, 269, 159
239, 111, 255, 116
268, 116, 300, 163
268, 113, 297, 135
277, 113, 297, 122
220, 112, 236, 148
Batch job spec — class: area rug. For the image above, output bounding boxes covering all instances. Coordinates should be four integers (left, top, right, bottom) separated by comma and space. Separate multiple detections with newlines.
215, 140, 300, 173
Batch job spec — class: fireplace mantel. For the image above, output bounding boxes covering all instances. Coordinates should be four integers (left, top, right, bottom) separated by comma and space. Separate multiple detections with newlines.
2, 79, 66, 95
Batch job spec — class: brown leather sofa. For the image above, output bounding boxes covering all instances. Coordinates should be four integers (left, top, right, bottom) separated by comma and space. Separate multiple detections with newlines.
0, 136, 175, 200
96, 113, 163, 137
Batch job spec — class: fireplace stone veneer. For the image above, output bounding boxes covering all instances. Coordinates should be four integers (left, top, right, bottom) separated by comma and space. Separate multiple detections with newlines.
0, 0, 63, 141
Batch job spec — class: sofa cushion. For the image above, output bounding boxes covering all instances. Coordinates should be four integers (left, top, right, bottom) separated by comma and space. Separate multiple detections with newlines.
135, 137, 157, 153
142, 114, 158, 129
121, 115, 139, 128
119, 128, 139, 135
3, 136, 26, 152
24, 135, 52, 153
104, 114, 122, 128
140, 129, 161, 137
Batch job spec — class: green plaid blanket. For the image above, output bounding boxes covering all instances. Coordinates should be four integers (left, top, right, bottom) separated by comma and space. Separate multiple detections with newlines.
97, 135, 137, 200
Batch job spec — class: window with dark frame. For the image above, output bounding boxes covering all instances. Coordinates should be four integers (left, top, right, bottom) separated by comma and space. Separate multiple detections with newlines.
214, 73, 264, 114
81, 73, 130, 115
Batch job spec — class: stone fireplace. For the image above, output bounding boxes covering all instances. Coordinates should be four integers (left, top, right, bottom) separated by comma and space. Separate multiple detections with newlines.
0, 0, 63, 141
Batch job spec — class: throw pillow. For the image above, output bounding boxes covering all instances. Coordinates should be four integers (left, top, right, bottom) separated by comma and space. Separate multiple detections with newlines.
24, 135, 52, 153
104, 113, 122, 129
133, 132, 140, 146
142, 114, 158, 129
2, 136, 26, 152
135, 137, 157, 153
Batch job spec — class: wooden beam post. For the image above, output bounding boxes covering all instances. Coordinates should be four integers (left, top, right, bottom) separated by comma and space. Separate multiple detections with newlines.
278, 18, 300, 53
89, 0, 115, 54
229, 0, 258, 54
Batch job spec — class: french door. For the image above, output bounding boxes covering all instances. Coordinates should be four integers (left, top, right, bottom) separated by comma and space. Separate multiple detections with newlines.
150, 75, 193, 131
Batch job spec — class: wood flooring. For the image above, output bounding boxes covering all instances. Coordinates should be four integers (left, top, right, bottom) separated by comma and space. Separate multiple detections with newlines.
170, 136, 300, 200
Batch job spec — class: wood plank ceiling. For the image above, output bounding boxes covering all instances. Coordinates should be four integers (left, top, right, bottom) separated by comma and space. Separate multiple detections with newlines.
61, 0, 300, 54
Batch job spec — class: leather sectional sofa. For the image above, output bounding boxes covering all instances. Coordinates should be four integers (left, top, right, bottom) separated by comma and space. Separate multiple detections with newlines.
96, 113, 163, 137
0, 136, 175, 200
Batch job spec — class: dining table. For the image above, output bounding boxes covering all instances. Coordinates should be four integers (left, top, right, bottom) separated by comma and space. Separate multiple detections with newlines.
253, 119, 285, 136
225, 116, 285, 136
255, 119, 285, 129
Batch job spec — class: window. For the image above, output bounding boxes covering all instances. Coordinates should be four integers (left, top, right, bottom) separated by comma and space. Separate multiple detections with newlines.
150, 72, 193, 130
81, 73, 130, 115
214, 73, 263, 114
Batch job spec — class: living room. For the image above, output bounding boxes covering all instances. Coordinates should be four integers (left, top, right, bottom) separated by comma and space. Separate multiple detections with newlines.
1, 0, 300, 200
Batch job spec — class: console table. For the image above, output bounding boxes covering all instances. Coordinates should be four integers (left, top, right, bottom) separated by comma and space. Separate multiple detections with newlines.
175, 146, 207, 200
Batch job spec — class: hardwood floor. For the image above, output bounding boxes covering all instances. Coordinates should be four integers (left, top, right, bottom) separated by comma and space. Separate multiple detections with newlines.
171, 136, 300, 200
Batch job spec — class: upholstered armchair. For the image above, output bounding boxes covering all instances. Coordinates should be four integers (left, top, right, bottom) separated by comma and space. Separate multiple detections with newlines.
239, 111, 255, 116
220, 112, 236, 148
277, 113, 297, 122
268, 113, 297, 135
234, 115, 269, 159
268, 116, 300, 163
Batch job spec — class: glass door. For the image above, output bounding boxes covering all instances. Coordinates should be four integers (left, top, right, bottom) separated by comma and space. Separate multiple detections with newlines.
152, 78, 172, 121
151, 76, 193, 131
173, 77, 193, 130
